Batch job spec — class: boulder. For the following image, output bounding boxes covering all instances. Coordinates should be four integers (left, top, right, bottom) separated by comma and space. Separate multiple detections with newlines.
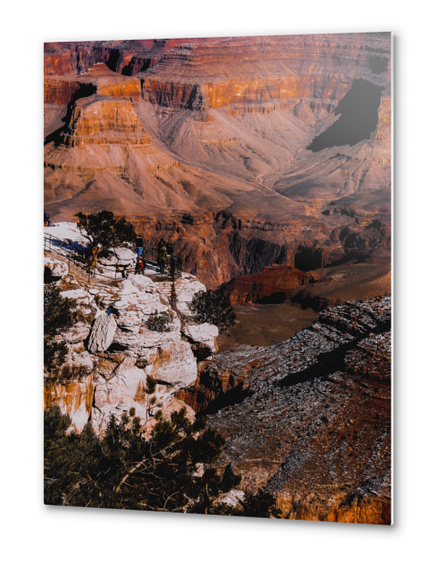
183, 322, 219, 360
99, 247, 136, 267
183, 322, 218, 347
87, 312, 117, 353
145, 340, 197, 389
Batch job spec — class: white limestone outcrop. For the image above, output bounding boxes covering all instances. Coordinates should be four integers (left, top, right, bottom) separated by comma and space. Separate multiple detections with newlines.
183, 323, 219, 353
99, 247, 136, 268
43, 245, 218, 436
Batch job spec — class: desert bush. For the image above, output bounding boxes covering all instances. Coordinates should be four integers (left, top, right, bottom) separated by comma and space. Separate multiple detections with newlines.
189, 289, 236, 332
44, 284, 76, 372
146, 311, 173, 332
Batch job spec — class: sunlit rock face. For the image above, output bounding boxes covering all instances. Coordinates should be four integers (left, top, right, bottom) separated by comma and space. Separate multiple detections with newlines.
178, 296, 391, 525
60, 95, 152, 147
44, 63, 142, 105
44, 39, 188, 77
140, 34, 390, 112
87, 313, 117, 353
44, 33, 391, 290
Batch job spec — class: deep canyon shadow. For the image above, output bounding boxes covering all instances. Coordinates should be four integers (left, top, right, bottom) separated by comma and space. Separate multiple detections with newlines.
307, 79, 384, 152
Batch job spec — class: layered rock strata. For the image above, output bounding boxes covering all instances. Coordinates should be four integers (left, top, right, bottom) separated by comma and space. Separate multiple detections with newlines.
44, 63, 142, 106
44, 33, 391, 291
140, 34, 391, 112
60, 95, 152, 147
178, 296, 391, 524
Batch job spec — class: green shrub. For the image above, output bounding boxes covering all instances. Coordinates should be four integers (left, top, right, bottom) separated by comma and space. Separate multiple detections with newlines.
44, 405, 240, 513
44, 284, 76, 372
146, 311, 173, 332
145, 375, 157, 395
189, 289, 236, 332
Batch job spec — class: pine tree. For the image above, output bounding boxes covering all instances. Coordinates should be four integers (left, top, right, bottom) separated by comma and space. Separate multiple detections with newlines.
44, 406, 242, 513
44, 284, 75, 372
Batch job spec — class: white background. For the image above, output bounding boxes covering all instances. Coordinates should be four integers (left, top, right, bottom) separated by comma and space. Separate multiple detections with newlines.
2, 1, 431, 560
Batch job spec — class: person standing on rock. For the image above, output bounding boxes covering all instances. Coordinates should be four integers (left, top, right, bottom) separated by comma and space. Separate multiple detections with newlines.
170, 254, 177, 278
157, 239, 166, 266
135, 255, 145, 275
160, 246, 168, 275
136, 235, 144, 259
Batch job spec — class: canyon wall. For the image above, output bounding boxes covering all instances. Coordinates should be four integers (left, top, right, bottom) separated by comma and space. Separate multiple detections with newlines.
61, 95, 152, 147
44, 33, 391, 290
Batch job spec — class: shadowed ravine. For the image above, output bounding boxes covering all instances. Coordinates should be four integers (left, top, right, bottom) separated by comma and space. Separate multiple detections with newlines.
308, 79, 384, 151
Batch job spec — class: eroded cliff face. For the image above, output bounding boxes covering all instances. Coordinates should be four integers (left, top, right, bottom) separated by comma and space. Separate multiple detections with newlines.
139, 34, 389, 111
44, 63, 142, 106
60, 95, 152, 147
44, 33, 391, 291
178, 296, 391, 524
43, 230, 219, 436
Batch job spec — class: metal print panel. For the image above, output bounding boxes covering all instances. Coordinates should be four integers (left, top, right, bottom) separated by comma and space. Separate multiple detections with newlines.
44, 32, 392, 524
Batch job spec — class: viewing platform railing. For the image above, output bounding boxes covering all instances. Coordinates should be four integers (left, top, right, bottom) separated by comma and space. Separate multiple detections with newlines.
44, 234, 181, 282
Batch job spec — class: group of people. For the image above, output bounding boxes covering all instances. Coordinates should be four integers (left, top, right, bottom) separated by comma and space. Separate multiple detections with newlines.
135, 236, 181, 278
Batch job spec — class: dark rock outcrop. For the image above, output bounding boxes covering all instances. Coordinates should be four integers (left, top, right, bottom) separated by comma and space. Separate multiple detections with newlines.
178, 296, 391, 524
221, 265, 322, 306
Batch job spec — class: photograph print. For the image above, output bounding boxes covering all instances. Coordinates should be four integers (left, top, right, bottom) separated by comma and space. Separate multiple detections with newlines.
44, 32, 392, 524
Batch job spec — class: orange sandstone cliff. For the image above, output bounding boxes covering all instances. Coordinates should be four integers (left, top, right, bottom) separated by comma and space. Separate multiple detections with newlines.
44, 34, 391, 289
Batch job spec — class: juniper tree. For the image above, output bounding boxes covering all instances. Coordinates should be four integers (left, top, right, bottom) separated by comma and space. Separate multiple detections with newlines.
75, 210, 136, 265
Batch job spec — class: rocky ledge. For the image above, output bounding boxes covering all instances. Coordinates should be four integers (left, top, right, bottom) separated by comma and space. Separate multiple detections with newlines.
178, 295, 391, 524
44, 251, 219, 436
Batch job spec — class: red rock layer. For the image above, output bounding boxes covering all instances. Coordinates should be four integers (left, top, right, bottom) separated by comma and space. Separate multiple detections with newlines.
44, 40, 156, 76
44, 38, 220, 77
62, 95, 152, 147
140, 33, 391, 111
44, 63, 141, 105
221, 265, 322, 305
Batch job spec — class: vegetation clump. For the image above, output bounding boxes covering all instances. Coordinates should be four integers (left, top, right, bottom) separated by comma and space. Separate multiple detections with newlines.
75, 210, 136, 264
145, 311, 173, 332
44, 283, 76, 372
44, 405, 241, 513
189, 289, 236, 332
